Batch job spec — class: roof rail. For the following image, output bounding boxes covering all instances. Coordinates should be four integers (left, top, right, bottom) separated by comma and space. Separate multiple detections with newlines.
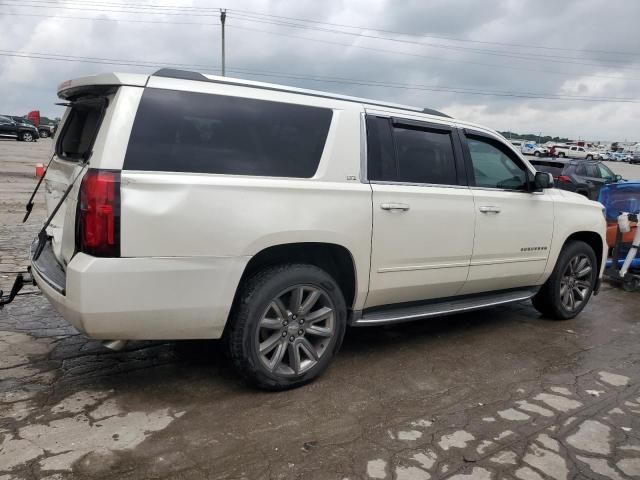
152, 69, 451, 118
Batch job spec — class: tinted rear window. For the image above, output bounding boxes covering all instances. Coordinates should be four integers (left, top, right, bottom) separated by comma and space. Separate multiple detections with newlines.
57, 98, 107, 161
531, 161, 565, 175
124, 88, 333, 178
394, 125, 457, 185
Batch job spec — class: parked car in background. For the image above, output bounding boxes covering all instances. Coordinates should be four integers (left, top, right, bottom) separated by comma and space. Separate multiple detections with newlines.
521, 141, 548, 157
10, 115, 55, 138
568, 146, 590, 159
9, 116, 45, 140
553, 145, 570, 157
630, 153, 640, 165
610, 151, 631, 162
37, 123, 55, 138
594, 151, 611, 161
0, 115, 39, 142
530, 158, 623, 200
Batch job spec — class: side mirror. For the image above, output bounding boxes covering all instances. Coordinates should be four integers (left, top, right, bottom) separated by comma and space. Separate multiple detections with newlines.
534, 171, 554, 190
615, 174, 623, 182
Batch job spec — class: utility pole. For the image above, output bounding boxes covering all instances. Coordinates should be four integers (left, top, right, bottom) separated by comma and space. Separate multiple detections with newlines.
220, 9, 226, 76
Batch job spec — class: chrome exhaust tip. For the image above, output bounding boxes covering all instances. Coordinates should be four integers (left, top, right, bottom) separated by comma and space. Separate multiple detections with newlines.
102, 340, 128, 351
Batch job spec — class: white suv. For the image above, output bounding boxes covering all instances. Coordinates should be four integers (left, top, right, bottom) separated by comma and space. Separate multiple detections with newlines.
22, 70, 607, 390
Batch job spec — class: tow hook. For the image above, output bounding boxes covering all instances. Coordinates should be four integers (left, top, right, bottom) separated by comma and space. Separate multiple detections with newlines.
0, 268, 35, 308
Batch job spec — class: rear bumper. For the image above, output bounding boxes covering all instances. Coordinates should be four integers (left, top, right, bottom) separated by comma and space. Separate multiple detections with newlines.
31, 248, 249, 340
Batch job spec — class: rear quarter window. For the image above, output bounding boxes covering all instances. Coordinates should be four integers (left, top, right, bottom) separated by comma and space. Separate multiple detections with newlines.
123, 88, 333, 178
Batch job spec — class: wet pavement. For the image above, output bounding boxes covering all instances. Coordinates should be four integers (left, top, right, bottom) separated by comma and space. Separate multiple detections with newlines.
1, 140, 640, 479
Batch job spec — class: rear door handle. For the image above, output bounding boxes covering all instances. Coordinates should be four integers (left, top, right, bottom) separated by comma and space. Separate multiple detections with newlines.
479, 206, 501, 214
381, 202, 410, 211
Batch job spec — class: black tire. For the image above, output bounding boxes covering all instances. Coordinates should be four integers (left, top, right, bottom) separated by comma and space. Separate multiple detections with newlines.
534, 151, 541, 157
558, 152, 565, 158
532, 240, 597, 320
226, 264, 347, 390
20, 131, 34, 142
586, 155, 593, 160
40, 130, 49, 138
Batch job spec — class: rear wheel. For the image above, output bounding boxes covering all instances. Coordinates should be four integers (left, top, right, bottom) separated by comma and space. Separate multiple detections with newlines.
40, 130, 49, 138
532, 241, 597, 320
586, 155, 593, 160
226, 264, 347, 390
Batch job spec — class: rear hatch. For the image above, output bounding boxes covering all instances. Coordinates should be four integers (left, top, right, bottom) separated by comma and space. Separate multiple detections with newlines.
41, 87, 114, 268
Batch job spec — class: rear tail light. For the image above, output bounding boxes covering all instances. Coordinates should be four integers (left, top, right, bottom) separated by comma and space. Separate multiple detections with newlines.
556, 175, 571, 183
77, 169, 121, 257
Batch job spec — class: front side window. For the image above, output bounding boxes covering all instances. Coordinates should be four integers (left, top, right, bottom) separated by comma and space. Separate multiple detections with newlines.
596, 163, 615, 181
466, 136, 528, 190
393, 125, 457, 185
124, 89, 333, 178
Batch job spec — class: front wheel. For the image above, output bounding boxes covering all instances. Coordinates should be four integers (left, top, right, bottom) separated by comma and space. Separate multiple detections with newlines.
534, 151, 541, 157
532, 241, 597, 320
40, 130, 49, 138
20, 131, 34, 142
226, 264, 347, 390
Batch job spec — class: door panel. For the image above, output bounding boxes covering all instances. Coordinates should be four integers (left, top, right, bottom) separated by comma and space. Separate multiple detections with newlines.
459, 130, 554, 294
364, 115, 474, 308
460, 189, 554, 294
367, 184, 475, 307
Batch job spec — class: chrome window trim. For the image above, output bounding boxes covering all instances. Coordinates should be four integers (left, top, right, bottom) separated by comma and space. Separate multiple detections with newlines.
370, 180, 470, 190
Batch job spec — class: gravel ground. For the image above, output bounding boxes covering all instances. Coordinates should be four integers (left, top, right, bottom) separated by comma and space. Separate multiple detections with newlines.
1, 139, 640, 480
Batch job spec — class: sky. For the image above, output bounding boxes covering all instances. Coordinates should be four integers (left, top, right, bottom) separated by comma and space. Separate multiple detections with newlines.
1, 0, 639, 142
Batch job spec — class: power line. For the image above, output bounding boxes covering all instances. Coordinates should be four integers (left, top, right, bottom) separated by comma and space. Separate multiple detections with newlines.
1, 50, 638, 103
0, 1, 221, 16
3, 0, 638, 69
227, 13, 640, 70
4, 11, 639, 82
227, 7, 640, 59
0, 11, 218, 26
227, 25, 640, 82
5, 0, 637, 58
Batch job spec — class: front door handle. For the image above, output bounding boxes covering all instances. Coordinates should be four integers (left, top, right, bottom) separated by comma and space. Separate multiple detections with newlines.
479, 206, 501, 214
381, 202, 410, 211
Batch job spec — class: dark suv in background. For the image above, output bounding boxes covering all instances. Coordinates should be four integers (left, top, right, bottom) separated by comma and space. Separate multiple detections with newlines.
530, 158, 622, 200
0, 115, 39, 142
9, 115, 52, 139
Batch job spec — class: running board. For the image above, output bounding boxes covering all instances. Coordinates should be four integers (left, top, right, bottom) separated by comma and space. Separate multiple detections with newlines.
351, 288, 538, 326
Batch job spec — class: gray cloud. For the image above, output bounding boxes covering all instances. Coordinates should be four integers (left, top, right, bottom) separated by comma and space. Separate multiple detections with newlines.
0, 0, 638, 141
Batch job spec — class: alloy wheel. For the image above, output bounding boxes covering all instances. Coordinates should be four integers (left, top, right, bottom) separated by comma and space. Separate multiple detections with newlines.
255, 285, 335, 376
560, 254, 593, 312
23, 132, 33, 142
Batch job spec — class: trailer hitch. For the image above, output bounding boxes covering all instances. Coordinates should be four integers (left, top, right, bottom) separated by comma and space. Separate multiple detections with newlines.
0, 268, 35, 308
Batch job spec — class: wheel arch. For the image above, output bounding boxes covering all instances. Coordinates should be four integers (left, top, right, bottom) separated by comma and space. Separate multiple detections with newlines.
562, 231, 604, 277
233, 242, 358, 311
